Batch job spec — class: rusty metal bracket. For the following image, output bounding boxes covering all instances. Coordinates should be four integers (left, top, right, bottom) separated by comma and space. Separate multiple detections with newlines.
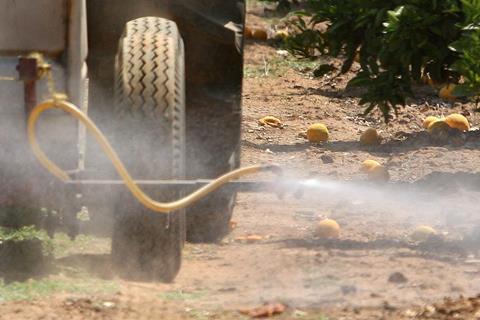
17, 56, 40, 117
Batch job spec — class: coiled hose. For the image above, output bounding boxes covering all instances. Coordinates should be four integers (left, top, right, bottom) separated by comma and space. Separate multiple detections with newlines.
27, 99, 281, 213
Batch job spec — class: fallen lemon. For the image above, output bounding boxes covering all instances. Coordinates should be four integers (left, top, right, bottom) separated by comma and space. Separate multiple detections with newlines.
259, 116, 282, 128
360, 159, 381, 173
316, 218, 340, 239
368, 165, 390, 182
422, 116, 439, 129
439, 84, 457, 100
244, 26, 253, 39
360, 128, 381, 145
274, 29, 289, 40
252, 28, 268, 41
445, 113, 470, 131
307, 123, 329, 143
411, 225, 437, 242
428, 119, 450, 135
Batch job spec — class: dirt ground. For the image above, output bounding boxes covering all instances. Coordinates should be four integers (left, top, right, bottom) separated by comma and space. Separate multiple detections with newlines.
2, 3, 480, 320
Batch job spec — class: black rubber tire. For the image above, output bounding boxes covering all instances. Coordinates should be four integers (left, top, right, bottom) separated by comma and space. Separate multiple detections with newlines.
111, 17, 186, 282
186, 146, 240, 243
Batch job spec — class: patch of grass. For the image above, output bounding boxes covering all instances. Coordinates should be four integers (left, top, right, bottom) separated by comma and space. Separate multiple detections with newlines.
0, 277, 118, 302
52, 233, 110, 258
244, 56, 320, 78
158, 289, 207, 302
0, 226, 53, 255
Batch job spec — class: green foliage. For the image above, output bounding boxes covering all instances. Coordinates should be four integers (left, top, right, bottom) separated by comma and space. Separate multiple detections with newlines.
281, 0, 480, 121
0, 226, 46, 242
282, 14, 325, 57
451, 0, 480, 101
0, 226, 53, 256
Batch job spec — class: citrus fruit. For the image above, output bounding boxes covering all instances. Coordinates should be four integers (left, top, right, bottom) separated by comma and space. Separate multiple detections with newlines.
360, 128, 381, 145
252, 28, 268, 41
439, 84, 457, 100
258, 116, 282, 127
274, 29, 289, 40
411, 225, 437, 242
422, 116, 439, 129
360, 159, 381, 173
368, 165, 390, 182
445, 113, 470, 131
244, 26, 253, 39
428, 119, 450, 135
307, 123, 329, 143
316, 218, 340, 239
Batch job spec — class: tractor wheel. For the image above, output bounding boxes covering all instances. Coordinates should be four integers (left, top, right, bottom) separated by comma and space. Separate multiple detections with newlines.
111, 17, 186, 282
185, 148, 240, 243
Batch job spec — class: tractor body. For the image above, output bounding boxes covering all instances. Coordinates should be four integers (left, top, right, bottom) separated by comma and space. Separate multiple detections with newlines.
0, 0, 245, 281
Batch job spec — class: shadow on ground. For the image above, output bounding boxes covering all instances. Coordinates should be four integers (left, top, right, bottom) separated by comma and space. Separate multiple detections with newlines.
277, 236, 479, 263
244, 129, 480, 154
0, 253, 113, 284
56, 253, 113, 280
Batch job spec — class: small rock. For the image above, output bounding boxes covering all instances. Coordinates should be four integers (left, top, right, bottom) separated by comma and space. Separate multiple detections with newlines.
340, 285, 357, 295
102, 301, 115, 308
388, 272, 408, 283
320, 154, 334, 164
404, 309, 417, 317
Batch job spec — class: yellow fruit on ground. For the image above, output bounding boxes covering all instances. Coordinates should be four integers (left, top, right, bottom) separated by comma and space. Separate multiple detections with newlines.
316, 218, 340, 239
360, 159, 381, 173
252, 28, 268, 41
274, 29, 289, 40
411, 225, 437, 242
360, 128, 381, 145
428, 119, 450, 135
307, 123, 329, 143
422, 116, 439, 129
368, 165, 390, 182
245, 26, 253, 39
258, 116, 283, 127
439, 84, 457, 100
445, 113, 470, 131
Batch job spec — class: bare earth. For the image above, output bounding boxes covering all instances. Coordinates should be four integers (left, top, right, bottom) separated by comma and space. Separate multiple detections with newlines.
2, 5, 480, 320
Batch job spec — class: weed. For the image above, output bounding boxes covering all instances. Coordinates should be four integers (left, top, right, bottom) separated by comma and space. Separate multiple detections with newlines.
0, 226, 53, 255
0, 277, 118, 302
51, 233, 110, 258
245, 55, 320, 78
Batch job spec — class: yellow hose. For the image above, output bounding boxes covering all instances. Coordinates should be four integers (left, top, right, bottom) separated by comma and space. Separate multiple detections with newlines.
27, 99, 280, 213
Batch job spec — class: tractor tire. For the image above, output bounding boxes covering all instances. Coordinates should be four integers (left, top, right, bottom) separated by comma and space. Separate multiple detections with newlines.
185, 146, 240, 243
111, 17, 186, 282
